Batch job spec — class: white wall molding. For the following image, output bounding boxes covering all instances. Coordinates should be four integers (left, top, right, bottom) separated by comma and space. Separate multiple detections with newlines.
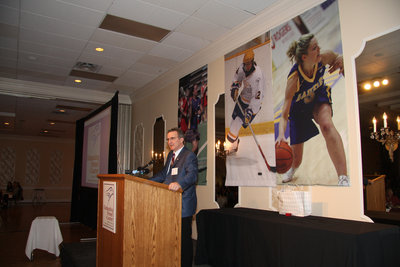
0, 133, 75, 143
0, 77, 132, 105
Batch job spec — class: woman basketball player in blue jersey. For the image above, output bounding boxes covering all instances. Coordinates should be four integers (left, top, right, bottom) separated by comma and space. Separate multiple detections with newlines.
276, 33, 348, 186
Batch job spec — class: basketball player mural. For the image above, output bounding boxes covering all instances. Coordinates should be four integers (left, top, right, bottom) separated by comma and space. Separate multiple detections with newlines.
275, 33, 349, 186
225, 49, 266, 154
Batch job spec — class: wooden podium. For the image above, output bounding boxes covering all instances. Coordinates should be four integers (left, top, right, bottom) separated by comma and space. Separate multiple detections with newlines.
365, 174, 386, 211
97, 174, 182, 267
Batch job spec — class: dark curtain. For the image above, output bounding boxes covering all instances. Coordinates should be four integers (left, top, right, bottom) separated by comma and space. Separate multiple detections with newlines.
70, 92, 119, 229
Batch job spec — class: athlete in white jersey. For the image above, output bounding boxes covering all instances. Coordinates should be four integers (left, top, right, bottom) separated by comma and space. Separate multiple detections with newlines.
225, 50, 265, 154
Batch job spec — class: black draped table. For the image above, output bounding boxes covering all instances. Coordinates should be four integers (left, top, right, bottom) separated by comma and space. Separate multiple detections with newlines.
195, 208, 400, 267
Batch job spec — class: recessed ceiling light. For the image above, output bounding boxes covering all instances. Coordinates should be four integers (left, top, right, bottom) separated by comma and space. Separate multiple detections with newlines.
95, 47, 104, 52
49, 122, 56, 126
363, 83, 371, 90
382, 79, 389, 85
373, 80, 380, 87
74, 79, 82, 83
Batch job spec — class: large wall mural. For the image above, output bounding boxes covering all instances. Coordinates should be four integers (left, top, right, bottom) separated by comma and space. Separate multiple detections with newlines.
223, 0, 349, 186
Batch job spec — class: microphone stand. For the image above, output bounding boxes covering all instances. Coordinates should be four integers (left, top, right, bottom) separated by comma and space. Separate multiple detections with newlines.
127, 159, 154, 176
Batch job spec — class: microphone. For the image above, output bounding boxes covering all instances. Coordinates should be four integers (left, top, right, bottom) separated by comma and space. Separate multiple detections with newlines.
126, 159, 155, 176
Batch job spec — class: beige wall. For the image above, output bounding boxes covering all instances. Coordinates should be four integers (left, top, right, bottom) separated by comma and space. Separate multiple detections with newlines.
131, 0, 400, 226
0, 135, 74, 202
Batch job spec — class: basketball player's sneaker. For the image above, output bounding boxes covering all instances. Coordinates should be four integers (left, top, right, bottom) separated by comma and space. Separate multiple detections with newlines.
225, 138, 240, 155
338, 175, 349, 186
281, 167, 296, 183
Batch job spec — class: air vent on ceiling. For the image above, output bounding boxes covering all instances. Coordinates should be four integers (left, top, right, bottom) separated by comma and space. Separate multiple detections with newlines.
73, 62, 101, 73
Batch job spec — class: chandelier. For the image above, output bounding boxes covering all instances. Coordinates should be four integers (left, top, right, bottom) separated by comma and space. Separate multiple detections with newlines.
370, 113, 400, 162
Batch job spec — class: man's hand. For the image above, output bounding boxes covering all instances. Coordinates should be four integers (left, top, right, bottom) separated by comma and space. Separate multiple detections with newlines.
244, 108, 253, 126
230, 82, 240, 102
168, 182, 181, 191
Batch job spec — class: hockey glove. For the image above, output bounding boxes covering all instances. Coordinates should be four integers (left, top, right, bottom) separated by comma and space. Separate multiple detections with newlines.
230, 82, 240, 102
244, 108, 253, 126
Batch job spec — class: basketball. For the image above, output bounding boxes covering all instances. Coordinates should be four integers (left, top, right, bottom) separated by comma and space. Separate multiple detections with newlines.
275, 142, 293, 174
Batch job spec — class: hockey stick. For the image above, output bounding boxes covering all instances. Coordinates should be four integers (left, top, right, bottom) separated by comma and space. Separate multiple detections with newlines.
235, 98, 277, 173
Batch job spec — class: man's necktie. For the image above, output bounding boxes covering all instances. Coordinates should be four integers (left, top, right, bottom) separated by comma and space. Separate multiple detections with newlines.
171, 153, 175, 166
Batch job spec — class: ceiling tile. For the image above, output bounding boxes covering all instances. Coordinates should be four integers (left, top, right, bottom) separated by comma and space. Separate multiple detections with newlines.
17, 70, 66, 85
0, 57, 17, 68
19, 28, 87, 51
0, 0, 20, 9
18, 51, 76, 68
20, 69, 67, 82
218, 0, 278, 14
59, 0, 114, 12
18, 59, 71, 76
78, 51, 142, 69
162, 32, 210, 52
194, 1, 253, 29
175, 16, 229, 42
64, 76, 112, 90
137, 54, 179, 69
90, 29, 126, 47
0, 47, 17, 60
19, 40, 80, 60
114, 70, 156, 88
0, 36, 18, 50
141, 0, 208, 15
21, 0, 105, 27
91, 28, 157, 53
148, 43, 194, 62
129, 62, 169, 76
83, 41, 144, 60
0, 23, 19, 39
97, 65, 126, 77
0, 4, 19, 25
20, 11, 96, 40
108, 0, 188, 30
122, 35, 157, 52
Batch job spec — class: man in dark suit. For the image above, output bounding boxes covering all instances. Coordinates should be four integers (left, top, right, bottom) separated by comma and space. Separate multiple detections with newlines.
150, 127, 198, 267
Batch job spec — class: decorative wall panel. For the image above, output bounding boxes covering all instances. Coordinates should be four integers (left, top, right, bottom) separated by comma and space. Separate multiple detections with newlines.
0, 147, 16, 184
25, 148, 40, 184
50, 150, 63, 184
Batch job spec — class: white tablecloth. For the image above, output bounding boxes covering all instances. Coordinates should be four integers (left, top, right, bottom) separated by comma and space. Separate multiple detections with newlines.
25, 216, 63, 260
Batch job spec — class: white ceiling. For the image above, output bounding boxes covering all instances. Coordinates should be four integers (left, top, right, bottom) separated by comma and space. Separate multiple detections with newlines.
0, 0, 277, 95
0, 0, 277, 138
0, 0, 398, 139
356, 28, 400, 114
356, 28, 400, 133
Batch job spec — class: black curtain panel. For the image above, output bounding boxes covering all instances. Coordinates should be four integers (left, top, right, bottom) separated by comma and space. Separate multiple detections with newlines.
70, 92, 119, 229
